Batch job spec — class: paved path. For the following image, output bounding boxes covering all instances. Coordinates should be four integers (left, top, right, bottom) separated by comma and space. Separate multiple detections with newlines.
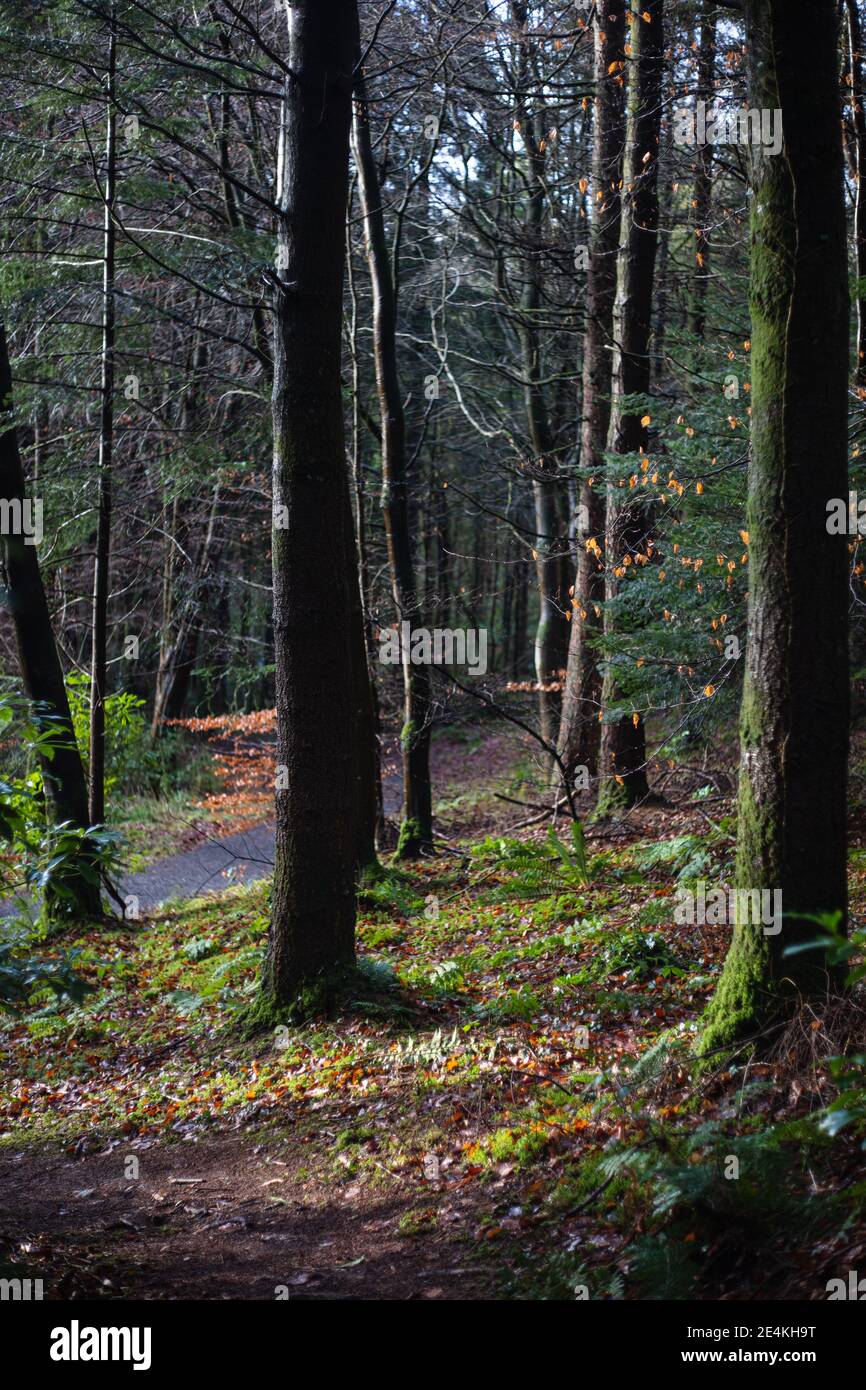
2, 774, 402, 918
120, 821, 277, 912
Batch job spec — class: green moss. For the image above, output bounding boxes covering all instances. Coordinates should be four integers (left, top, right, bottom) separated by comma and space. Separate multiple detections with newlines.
397, 1207, 438, 1236
395, 816, 422, 859
240, 961, 361, 1034
695, 925, 773, 1060
334, 1124, 374, 1151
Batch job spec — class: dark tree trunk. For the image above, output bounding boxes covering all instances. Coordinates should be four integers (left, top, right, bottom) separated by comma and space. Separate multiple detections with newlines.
557, 1, 626, 787
152, 481, 221, 734
687, 3, 715, 355
595, 0, 664, 818
151, 333, 209, 734
0, 322, 101, 917
88, 7, 117, 825
352, 68, 433, 860
260, 0, 359, 1011
700, 0, 849, 1053
847, 0, 866, 387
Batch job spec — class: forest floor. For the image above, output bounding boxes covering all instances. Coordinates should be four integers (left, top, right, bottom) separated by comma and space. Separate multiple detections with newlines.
2, 723, 866, 1300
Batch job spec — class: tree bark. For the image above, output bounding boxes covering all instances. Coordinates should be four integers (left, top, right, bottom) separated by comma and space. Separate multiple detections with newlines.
512, 0, 570, 752
352, 67, 433, 859
88, 6, 117, 825
260, 0, 359, 1011
557, 1, 626, 786
151, 480, 221, 733
151, 331, 209, 734
687, 3, 715, 353
699, 0, 849, 1053
846, 0, 866, 388
596, 0, 664, 817
0, 322, 101, 917
346, 221, 384, 864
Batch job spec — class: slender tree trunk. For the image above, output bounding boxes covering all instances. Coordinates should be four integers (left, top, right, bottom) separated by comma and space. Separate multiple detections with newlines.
347, 512, 380, 871
88, 7, 117, 825
699, 0, 849, 1053
512, 0, 568, 752
652, 108, 673, 387
352, 69, 433, 859
595, 0, 664, 817
847, 0, 866, 387
0, 323, 101, 917
151, 481, 221, 733
346, 209, 384, 863
259, 0, 359, 1013
557, 1, 626, 786
514, 552, 528, 677
434, 455, 450, 629
151, 333, 208, 734
687, 3, 715, 355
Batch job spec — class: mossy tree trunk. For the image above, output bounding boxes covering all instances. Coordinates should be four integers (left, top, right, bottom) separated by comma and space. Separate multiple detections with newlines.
595, 0, 664, 818
557, 0, 626, 786
699, 0, 849, 1055
262, 0, 359, 1011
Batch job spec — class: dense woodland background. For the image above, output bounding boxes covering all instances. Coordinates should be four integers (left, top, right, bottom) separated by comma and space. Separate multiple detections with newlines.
1, 0, 866, 1307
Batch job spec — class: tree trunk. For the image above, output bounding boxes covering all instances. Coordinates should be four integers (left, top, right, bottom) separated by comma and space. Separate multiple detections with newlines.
260, 0, 359, 1012
0, 322, 101, 917
352, 67, 433, 859
346, 209, 384, 864
846, 0, 866, 388
347, 533, 380, 871
699, 0, 849, 1053
151, 332, 209, 734
512, 0, 569, 752
557, 1, 626, 787
687, 3, 715, 354
595, 0, 664, 817
151, 481, 221, 734
88, 6, 117, 825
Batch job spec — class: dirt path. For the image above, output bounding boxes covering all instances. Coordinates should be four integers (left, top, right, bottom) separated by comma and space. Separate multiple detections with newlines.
0, 725, 546, 1299
0, 1133, 496, 1300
